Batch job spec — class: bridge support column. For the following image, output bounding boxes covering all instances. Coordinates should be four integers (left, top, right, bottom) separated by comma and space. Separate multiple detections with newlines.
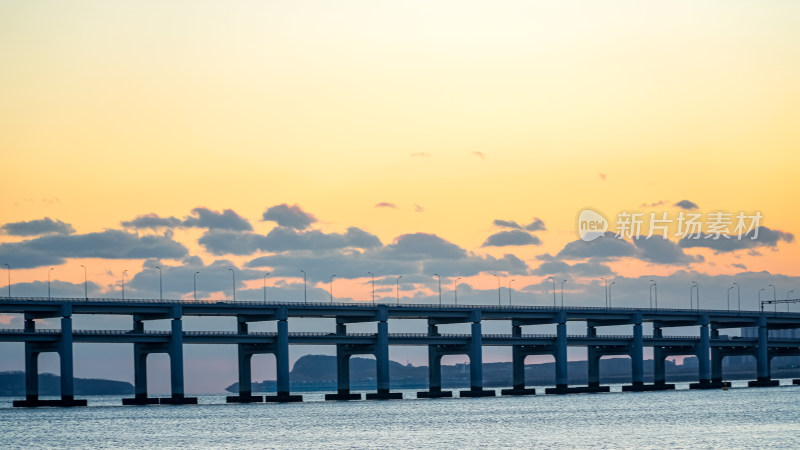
124, 320, 160, 405
750, 317, 779, 387
326, 323, 362, 401
366, 316, 402, 400
623, 319, 650, 392
15, 312, 87, 407
265, 318, 303, 402
690, 319, 714, 389
161, 317, 197, 404
227, 321, 266, 403
709, 328, 731, 388
546, 319, 572, 394
418, 322, 454, 398
501, 325, 536, 395
650, 326, 674, 390
461, 313, 495, 397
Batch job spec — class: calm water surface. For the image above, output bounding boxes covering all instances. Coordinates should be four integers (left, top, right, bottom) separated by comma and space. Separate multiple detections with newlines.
2, 381, 799, 448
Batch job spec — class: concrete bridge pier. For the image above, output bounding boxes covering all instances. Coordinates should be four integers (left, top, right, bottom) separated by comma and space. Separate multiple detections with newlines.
749, 317, 779, 387
265, 318, 303, 402
123, 320, 161, 405
623, 319, 650, 392
366, 314, 402, 400
546, 316, 590, 394
500, 325, 537, 395
460, 313, 495, 397
14, 311, 87, 407
579, 326, 611, 393
690, 319, 716, 389
160, 317, 198, 404
325, 322, 363, 401
226, 321, 264, 403
418, 322, 454, 398
650, 326, 676, 390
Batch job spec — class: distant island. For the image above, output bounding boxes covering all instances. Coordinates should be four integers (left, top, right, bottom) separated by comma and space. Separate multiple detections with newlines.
0, 372, 134, 396
227, 354, 800, 393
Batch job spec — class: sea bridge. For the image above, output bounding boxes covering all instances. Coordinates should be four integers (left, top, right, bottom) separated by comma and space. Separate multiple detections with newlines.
2, 297, 800, 406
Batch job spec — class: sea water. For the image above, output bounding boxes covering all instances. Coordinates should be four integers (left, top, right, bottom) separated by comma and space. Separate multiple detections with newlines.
2, 381, 799, 448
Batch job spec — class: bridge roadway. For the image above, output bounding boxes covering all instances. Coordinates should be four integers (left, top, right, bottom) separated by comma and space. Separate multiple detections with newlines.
2, 297, 800, 406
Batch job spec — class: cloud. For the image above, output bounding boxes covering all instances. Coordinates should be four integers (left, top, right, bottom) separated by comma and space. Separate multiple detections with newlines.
678, 226, 794, 253
493, 219, 522, 230
674, 200, 699, 210
732, 263, 747, 270
472, 151, 485, 159
382, 233, 466, 260
0, 217, 75, 236
639, 201, 666, 208
482, 230, 541, 247
199, 227, 382, 255
121, 214, 182, 229
262, 204, 317, 230
556, 232, 637, 260
525, 218, 546, 231
598, 173, 606, 181
183, 207, 252, 231
531, 260, 613, 277
375, 202, 397, 209
414, 204, 425, 213
633, 236, 702, 265
0, 230, 188, 269
411, 152, 431, 158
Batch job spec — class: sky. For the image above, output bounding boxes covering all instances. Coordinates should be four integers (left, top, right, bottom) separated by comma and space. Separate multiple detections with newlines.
1, 1, 799, 393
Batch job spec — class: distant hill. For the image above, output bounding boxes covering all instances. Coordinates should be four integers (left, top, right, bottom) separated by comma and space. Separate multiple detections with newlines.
0, 372, 134, 396
226, 354, 800, 393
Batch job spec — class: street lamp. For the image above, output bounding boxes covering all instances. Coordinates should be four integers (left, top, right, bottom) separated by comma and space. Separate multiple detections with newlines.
769, 284, 777, 313
690, 281, 698, 309
48, 267, 54, 300
121, 270, 128, 300
193, 271, 200, 302
155, 266, 163, 301
3, 263, 10, 298
601, 277, 608, 308
80, 265, 88, 300
396, 276, 403, 305
454, 277, 461, 305
733, 282, 741, 312
262, 273, 271, 302
300, 270, 307, 304
547, 277, 556, 307
433, 274, 441, 306
608, 281, 616, 307
759, 288, 765, 312
329, 275, 336, 303
727, 286, 734, 312
494, 274, 501, 306
650, 280, 657, 309
228, 268, 236, 302
560, 279, 567, 308
789, 290, 795, 312
367, 272, 375, 305
509, 279, 515, 306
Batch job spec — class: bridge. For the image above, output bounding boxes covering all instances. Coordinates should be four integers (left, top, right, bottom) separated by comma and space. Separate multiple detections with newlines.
2, 297, 800, 406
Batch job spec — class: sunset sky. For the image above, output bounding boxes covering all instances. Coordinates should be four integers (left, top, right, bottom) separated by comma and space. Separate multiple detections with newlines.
1, 1, 799, 392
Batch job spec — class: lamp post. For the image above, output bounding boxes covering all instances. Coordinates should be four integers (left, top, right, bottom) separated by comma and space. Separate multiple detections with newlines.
80, 265, 88, 300
48, 267, 54, 300
193, 271, 200, 302
454, 277, 461, 305
3, 263, 10, 298
509, 279, 515, 306
155, 266, 163, 301
300, 270, 307, 304
690, 281, 697, 309
601, 277, 607, 308
396, 276, 403, 305
650, 280, 657, 309
263, 273, 270, 302
547, 277, 556, 307
733, 282, 741, 312
367, 272, 375, 305
329, 275, 336, 303
433, 274, 441, 306
608, 281, 616, 307
560, 279, 567, 308
228, 268, 236, 302
727, 286, 734, 312
769, 284, 777, 313
759, 288, 765, 312
121, 270, 128, 300
789, 290, 795, 312
494, 274, 501, 306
